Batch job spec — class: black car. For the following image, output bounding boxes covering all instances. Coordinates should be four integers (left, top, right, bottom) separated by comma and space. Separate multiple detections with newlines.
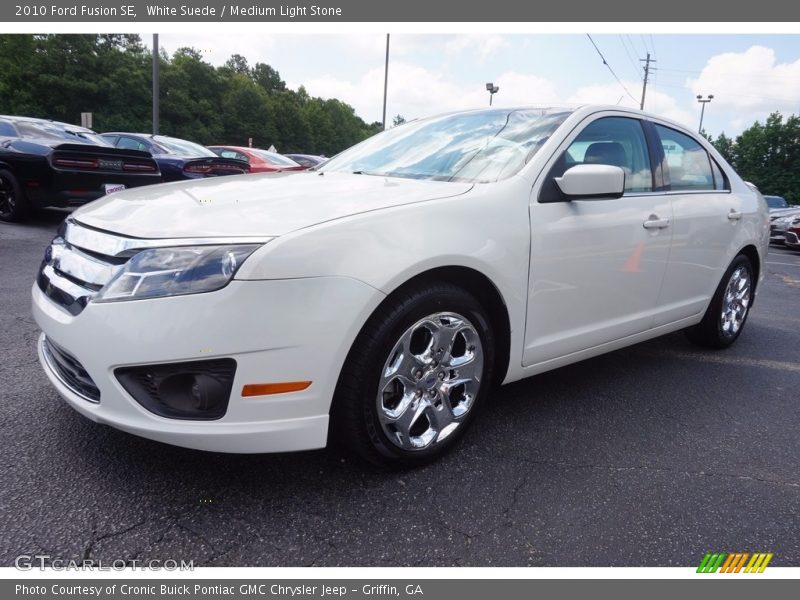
101, 133, 250, 182
0, 116, 161, 222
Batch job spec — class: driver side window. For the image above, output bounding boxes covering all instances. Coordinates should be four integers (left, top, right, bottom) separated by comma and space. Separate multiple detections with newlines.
540, 116, 653, 202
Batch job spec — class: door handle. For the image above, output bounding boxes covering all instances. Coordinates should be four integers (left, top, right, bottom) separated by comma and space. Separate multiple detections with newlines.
728, 209, 743, 221
643, 216, 670, 229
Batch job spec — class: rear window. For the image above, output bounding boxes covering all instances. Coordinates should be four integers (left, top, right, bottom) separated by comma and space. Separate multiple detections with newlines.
14, 121, 107, 145
0, 120, 18, 137
153, 136, 216, 157
654, 124, 721, 191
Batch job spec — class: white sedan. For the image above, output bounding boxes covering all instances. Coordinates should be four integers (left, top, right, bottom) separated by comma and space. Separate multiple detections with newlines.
32, 105, 769, 466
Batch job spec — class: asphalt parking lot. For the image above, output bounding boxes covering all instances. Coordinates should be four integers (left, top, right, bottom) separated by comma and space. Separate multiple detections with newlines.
1, 211, 798, 567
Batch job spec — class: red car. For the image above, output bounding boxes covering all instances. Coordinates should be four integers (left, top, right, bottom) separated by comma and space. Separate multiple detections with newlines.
207, 146, 306, 173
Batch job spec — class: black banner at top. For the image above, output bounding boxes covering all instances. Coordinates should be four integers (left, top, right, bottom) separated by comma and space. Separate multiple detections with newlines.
3, 0, 800, 22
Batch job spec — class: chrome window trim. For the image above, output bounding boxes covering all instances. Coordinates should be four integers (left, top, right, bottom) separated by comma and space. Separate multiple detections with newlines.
623, 189, 733, 198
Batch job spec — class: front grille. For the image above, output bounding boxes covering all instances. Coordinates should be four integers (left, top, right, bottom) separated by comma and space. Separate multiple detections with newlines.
37, 220, 130, 315
42, 337, 100, 403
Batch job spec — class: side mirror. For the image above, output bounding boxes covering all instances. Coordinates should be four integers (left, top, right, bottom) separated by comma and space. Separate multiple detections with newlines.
554, 164, 625, 201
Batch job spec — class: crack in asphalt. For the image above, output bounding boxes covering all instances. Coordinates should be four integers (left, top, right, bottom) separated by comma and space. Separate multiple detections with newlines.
518, 458, 800, 489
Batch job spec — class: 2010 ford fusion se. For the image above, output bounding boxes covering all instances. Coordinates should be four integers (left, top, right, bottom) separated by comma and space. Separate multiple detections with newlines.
32, 105, 769, 466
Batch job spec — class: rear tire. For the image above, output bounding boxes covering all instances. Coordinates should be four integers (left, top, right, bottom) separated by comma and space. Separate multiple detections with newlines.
331, 282, 495, 468
685, 254, 754, 349
0, 169, 31, 222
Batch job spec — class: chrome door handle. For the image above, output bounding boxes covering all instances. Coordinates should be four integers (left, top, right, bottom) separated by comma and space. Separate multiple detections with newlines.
728, 209, 743, 221
643, 217, 670, 229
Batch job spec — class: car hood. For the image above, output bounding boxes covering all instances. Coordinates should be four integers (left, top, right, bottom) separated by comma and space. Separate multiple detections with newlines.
72, 171, 473, 238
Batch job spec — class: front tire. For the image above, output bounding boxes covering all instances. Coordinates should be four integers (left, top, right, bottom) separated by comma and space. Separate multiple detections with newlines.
331, 282, 495, 467
0, 169, 31, 222
686, 254, 754, 349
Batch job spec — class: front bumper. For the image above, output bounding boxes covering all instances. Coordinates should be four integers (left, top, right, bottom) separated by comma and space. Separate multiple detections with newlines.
785, 231, 800, 249
32, 276, 382, 453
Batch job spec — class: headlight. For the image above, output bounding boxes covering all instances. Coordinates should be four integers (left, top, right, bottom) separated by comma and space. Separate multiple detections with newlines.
94, 244, 261, 302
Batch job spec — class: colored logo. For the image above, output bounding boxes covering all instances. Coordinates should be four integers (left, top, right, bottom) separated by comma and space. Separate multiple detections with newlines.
697, 552, 773, 573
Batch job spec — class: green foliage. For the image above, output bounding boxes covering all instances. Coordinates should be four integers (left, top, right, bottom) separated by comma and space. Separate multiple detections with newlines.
0, 34, 379, 155
712, 113, 800, 205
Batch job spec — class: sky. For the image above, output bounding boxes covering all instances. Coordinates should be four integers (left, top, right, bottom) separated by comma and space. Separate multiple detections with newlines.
158, 33, 800, 137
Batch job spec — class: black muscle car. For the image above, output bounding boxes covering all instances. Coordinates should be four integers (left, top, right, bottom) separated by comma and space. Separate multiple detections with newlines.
0, 116, 161, 222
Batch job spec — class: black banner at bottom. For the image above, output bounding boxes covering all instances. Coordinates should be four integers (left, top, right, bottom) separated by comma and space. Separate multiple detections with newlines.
4, 579, 795, 600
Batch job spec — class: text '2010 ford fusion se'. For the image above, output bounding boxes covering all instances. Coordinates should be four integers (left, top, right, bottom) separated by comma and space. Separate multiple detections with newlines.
32, 106, 769, 466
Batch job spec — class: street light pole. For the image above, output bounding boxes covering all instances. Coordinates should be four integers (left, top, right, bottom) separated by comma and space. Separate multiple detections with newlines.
382, 34, 390, 130
486, 82, 499, 106
152, 34, 159, 135
697, 94, 713, 134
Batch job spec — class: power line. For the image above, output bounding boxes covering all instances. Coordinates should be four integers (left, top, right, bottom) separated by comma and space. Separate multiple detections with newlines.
627, 34, 646, 57
586, 34, 639, 105
618, 35, 642, 80
640, 35, 651, 55
653, 81, 799, 104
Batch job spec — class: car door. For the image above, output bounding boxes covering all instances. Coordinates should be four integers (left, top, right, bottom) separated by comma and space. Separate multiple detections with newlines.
649, 123, 743, 326
523, 114, 672, 367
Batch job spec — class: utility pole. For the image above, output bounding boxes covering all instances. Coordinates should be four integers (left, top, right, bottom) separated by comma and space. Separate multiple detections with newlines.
382, 34, 390, 130
640, 52, 656, 110
152, 34, 159, 135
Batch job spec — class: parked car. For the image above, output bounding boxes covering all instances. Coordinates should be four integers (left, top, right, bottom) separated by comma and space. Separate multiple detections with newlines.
33, 105, 768, 467
769, 209, 800, 244
283, 153, 327, 169
0, 116, 160, 222
764, 195, 788, 212
101, 133, 249, 181
207, 146, 305, 173
785, 222, 800, 250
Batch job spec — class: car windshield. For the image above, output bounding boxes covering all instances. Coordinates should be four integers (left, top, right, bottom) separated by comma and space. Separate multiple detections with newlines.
250, 149, 301, 166
153, 136, 216, 157
320, 108, 572, 183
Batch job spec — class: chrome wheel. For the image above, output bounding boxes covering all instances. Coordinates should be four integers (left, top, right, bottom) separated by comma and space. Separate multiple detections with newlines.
720, 265, 751, 338
376, 312, 484, 451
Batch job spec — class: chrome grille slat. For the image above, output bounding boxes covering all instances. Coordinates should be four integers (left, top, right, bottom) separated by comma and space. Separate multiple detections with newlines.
52, 243, 118, 287
66, 219, 271, 258
41, 336, 100, 403
37, 264, 94, 315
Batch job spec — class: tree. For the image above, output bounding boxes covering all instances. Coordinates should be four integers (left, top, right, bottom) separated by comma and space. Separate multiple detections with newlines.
712, 133, 735, 165
223, 53, 250, 76
0, 35, 379, 156
392, 114, 406, 127
252, 63, 285, 94
732, 112, 800, 204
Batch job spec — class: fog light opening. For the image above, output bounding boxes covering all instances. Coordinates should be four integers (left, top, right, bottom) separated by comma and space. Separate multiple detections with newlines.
115, 358, 236, 420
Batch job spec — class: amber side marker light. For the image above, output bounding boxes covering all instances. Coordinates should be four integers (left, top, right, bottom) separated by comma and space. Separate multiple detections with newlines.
242, 381, 312, 397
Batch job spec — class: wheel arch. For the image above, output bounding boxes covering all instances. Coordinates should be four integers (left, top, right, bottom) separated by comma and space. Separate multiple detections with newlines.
360, 265, 512, 387
737, 243, 761, 298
